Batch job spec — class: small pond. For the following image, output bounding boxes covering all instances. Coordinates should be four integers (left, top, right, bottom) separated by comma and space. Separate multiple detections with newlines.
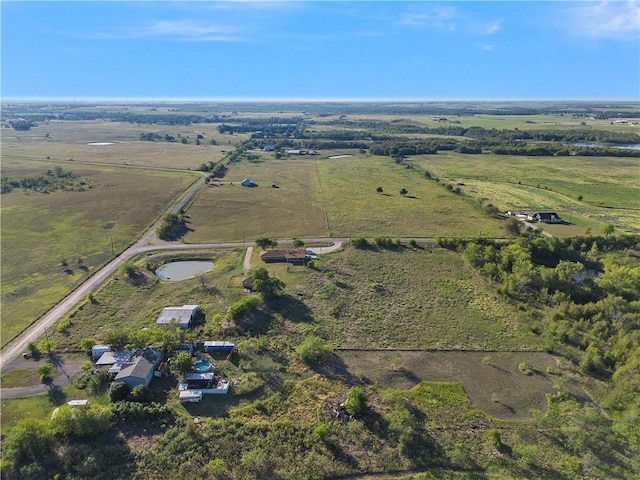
155, 261, 214, 282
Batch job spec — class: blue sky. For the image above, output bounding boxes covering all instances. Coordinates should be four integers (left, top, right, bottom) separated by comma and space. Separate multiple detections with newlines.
2, 1, 639, 100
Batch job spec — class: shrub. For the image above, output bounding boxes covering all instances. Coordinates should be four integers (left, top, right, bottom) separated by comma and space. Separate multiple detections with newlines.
227, 295, 262, 322
351, 237, 369, 249
109, 381, 131, 402
485, 428, 502, 449
36, 364, 55, 383
296, 335, 332, 365
344, 386, 367, 415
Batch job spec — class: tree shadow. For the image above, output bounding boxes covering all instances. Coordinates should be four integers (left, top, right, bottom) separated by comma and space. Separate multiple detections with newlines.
269, 294, 314, 323
48, 385, 67, 405
313, 353, 370, 386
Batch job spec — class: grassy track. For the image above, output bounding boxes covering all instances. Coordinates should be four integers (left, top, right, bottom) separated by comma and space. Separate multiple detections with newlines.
0, 160, 196, 348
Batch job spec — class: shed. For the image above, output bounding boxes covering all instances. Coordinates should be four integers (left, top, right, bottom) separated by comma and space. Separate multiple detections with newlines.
156, 305, 199, 329
241, 178, 257, 187
179, 390, 203, 403
203, 341, 235, 354
91, 345, 111, 360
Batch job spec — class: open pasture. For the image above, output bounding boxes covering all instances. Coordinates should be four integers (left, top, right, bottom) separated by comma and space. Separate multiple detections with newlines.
316, 154, 505, 237
336, 350, 561, 420
0, 160, 196, 348
2, 120, 246, 170
411, 152, 640, 233
185, 152, 505, 242
303, 246, 541, 351
184, 153, 330, 242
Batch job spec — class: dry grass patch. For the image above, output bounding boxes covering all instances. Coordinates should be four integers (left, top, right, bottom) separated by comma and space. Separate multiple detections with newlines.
1, 161, 196, 347
337, 351, 561, 420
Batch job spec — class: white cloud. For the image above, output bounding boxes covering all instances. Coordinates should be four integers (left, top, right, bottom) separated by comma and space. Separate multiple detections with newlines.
485, 21, 502, 35
480, 44, 496, 51
395, 6, 459, 31
86, 19, 244, 42
565, 1, 640, 40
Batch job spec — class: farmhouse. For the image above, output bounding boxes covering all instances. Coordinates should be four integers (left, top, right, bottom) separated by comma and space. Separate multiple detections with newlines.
528, 212, 563, 223
156, 304, 199, 329
113, 348, 163, 389
241, 178, 258, 187
260, 249, 308, 264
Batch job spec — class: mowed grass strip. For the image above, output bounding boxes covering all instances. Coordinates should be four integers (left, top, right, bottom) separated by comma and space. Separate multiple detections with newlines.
316, 154, 505, 237
0, 162, 196, 348
304, 246, 541, 351
185, 154, 330, 242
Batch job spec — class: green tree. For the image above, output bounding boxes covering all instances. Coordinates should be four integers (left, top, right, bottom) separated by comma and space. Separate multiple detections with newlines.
51, 404, 112, 438
296, 335, 332, 364
38, 339, 56, 356
2, 418, 54, 468
36, 364, 55, 383
345, 386, 367, 415
79, 337, 96, 355
376, 186, 383, 194
250, 267, 285, 300
171, 352, 195, 377
292, 238, 305, 249
109, 381, 131, 402
400, 188, 408, 196
602, 223, 615, 238
104, 330, 129, 351
255, 236, 277, 249
504, 217, 521, 236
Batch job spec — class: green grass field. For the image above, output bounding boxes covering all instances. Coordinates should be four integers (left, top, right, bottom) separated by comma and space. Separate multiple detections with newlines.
0, 160, 196, 348
185, 152, 506, 241
410, 152, 640, 233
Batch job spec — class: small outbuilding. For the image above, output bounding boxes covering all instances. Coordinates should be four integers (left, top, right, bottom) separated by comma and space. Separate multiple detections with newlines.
156, 305, 199, 329
203, 341, 235, 354
91, 345, 111, 360
241, 178, 258, 187
179, 389, 202, 403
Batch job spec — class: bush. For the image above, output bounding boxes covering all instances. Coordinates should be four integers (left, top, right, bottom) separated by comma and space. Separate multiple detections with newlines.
227, 295, 262, 322
485, 428, 502, 449
109, 381, 131, 402
296, 335, 332, 365
344, 386, 367, 415
351, 237, 369, 249
36, 364, 55, 383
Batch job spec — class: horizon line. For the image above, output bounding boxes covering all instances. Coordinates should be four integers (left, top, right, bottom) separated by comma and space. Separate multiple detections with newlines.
2, 96, 640, 104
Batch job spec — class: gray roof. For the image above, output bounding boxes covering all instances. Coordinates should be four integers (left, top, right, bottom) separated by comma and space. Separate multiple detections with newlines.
156, 305, 198, 327
95, 350, 133, 366
115, 356, 153, 381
